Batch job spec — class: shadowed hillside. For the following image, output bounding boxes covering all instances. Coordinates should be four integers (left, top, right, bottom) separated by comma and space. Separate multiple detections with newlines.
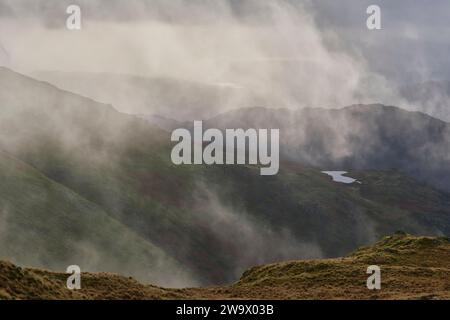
202, 105, 450, 193
1, 68, 450, 286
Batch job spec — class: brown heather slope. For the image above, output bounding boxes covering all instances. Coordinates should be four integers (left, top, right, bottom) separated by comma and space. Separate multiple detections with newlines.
1, 233, 449, 300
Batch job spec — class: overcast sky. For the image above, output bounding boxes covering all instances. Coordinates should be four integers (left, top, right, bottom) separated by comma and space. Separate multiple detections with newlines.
308, 0, 450, 83
1, 0, 448, 82
0, 0, 448, 108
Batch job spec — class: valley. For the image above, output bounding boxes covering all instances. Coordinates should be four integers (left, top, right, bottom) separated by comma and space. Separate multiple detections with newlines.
0, 67, 449, 288
1, 0, 449, 304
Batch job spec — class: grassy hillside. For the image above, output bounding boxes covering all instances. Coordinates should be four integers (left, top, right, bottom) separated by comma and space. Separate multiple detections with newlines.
1, 233, 449, 300
216, 232, 450, 299
0, 150, 194, 287
205, 105, 450, 192
0, 67, 449, 286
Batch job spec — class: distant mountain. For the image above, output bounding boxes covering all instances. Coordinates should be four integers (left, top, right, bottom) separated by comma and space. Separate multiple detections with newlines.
0, 67, 195, 287
31, 70, 260, 121
203, 105, 450, 192
0, 67, 449, 287
2, 233, 449, 300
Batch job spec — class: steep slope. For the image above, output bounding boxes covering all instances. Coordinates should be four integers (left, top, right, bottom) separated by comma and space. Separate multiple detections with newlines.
0, 67, 449, 287
1, 233, 449, 300
0, 67, 196, 286
0, 150, 194, 287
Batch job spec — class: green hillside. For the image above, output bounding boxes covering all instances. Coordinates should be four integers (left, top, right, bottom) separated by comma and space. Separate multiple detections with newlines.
0, 67, 449, 286
0, 150, 194, 287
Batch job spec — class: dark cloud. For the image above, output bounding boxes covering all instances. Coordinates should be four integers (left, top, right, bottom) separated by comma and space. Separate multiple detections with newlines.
306, 0, 450, 83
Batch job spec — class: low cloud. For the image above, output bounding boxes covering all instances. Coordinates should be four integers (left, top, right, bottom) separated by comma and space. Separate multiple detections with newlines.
191, 183, 323, 280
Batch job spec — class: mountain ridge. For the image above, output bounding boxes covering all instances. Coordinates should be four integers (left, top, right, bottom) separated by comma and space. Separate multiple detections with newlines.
1, 233, 448, 300
0, 67, 449, 287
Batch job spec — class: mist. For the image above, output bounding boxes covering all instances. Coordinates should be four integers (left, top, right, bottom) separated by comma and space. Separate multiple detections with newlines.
0, 0, 409, 120
0, 0, 449, 289
190, 183, 323, 281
